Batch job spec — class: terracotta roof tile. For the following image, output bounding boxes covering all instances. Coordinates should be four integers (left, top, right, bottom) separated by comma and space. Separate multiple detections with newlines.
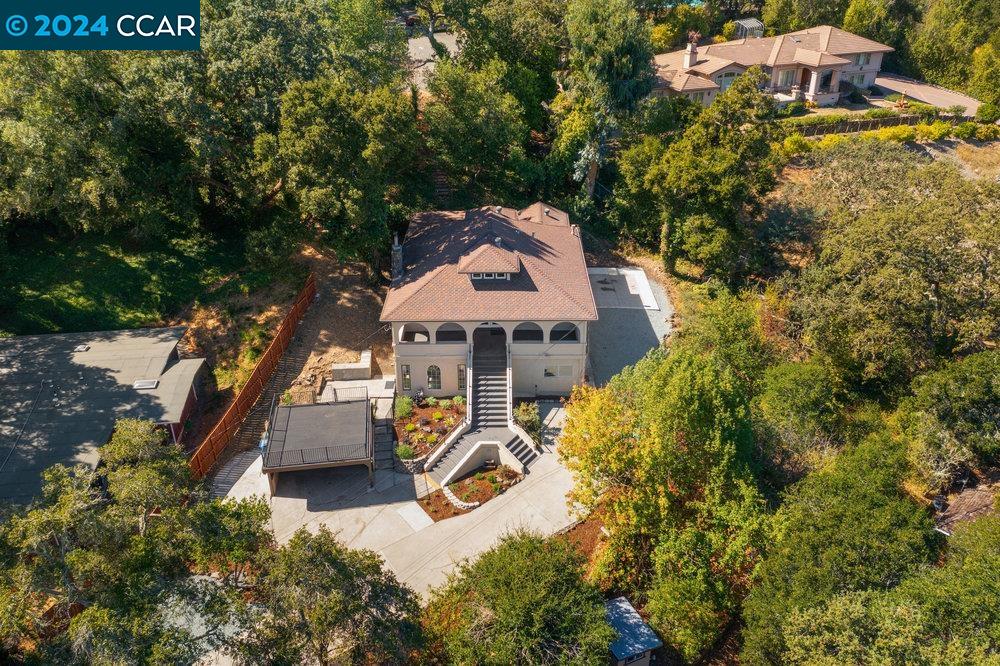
652, 25, 892, 90
380, 203, 597, 323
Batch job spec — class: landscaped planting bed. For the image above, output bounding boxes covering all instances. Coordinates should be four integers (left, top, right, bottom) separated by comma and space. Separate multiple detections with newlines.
393, 395, 466, 460
418, 465, 522, 522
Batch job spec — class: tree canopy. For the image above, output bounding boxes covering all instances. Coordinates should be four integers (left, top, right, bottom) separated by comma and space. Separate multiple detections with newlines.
424, 531, 614, 664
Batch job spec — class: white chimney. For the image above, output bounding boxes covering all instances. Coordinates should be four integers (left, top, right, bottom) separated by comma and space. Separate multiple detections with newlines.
683, 42, 698, 69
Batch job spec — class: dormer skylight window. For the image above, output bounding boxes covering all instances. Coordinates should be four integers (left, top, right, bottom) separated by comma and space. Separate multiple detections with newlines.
471, 272, 511, 280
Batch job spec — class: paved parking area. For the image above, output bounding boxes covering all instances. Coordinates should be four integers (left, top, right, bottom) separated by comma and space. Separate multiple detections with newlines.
587, 267, 673, 386
215, 403, 576, 597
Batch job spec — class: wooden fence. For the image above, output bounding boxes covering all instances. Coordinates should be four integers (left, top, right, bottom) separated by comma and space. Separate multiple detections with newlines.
792, 113, 928, 137
189, 273, 318, 478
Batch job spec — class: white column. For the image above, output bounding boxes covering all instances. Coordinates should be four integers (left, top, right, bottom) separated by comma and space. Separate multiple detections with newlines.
808, 69, 820, 95
830, 69, 841, 93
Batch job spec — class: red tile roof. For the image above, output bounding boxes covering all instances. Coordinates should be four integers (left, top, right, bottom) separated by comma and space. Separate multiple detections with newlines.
380, 203, 598, 323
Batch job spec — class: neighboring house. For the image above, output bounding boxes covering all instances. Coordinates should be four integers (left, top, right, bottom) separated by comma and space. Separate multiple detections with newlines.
653, 25, 894, 107
605, 597, 664, 666
0, 327, 205, 502
380, 202, 597, 487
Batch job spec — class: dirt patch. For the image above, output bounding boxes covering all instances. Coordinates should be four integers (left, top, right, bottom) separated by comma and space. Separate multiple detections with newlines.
955, 142, 1000, 179
185, 244, 395, 466
418, 466, 522, 522
394, 401, 467, 457
560, 512, 605, 565
282, 246, 394, 403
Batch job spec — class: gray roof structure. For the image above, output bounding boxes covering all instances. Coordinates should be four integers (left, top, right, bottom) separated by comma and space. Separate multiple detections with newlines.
263, 399, 371, 472
605, 597, 663, 660
0, 327, 204, 503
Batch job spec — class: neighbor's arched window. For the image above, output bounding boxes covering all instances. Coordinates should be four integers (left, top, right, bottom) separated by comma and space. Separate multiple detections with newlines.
427, 365, 441, 390
550, 322, 580, 343
512, 322, 544, 343
435, 322, 467, 343
399, 323, 430, 343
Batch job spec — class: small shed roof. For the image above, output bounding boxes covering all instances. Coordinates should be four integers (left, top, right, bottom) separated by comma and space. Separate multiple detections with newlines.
263, 399, 370, 472
605, 597, 663, 660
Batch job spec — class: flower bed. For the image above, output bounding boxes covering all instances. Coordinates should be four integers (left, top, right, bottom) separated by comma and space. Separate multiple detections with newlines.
393, 395, 466, 460
418, 465, 522, 522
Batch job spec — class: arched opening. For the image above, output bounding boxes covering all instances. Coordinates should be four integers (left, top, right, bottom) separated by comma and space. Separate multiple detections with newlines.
550, 322, 580, 343
512, 322, 544, 343
473, 322, 506, 358
427, 365, 441, 390
399, 323, 430, 343
435, 322, 467, 343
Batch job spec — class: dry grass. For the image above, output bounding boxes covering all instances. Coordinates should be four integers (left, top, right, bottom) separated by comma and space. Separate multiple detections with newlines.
955, 142, 1000, 179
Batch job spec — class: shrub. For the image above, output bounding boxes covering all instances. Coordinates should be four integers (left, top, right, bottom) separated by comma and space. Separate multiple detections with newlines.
427, 433, 438, 445
777, 101, 807, 118
395, 444, 416, 460
452, 395, 465, 406
975, 123, 1000, 141
432, 411, 444, 421
513, 401, 542, 443
944, 104, 967, 117
908, 101, 939, 119
845, 88, 865, 104
952, 121, 979, 140
404, 422, 417, 432
439, 399, 452, 410
915, 121, 953, 142
426, 396, 439, 407
975, 102, 1000, 124
814, 134, 848, 151
864, 108, 898, 119
865, 125, 916, 143
395, 396, 413, 419
781, 133, 813, 157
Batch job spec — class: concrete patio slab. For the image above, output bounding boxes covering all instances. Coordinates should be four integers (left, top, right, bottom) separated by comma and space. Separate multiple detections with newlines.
588, 267, 673, 386
214, 402, 577, 597
397, 501, 434, 532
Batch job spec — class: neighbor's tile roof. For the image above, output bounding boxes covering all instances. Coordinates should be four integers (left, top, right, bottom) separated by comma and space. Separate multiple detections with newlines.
653, 25, 893, 92
380, 202, 598, 323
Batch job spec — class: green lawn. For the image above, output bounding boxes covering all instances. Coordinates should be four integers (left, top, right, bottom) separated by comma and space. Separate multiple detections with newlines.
0, 231, 301, 336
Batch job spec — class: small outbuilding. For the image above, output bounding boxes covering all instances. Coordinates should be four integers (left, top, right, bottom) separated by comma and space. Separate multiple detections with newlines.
261, 389, 373, 495
605, 597, 663, 666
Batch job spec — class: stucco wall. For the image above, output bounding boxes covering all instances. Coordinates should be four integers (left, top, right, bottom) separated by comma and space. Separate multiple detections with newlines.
391, 320, 589, 397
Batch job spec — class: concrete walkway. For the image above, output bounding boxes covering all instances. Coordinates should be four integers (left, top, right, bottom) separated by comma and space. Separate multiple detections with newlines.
217, 403, 576, 597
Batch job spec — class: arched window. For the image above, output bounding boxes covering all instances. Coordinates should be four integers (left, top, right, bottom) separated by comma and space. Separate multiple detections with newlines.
435, 323, 467, 343
427, 365, 441, 390
512, 322, 544, 343
399, 323, 430, 343
550, 322, 580, 343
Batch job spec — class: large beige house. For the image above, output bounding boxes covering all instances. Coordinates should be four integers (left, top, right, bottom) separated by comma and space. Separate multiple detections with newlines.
380, 203, 597, 486
653, 25, 894, 107
381, 202, 596, 400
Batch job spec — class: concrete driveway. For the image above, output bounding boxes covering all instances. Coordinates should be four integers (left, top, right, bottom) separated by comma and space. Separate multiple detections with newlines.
218, 403, 576, 597
588, 267, 673, 386
874, 74, 981, 116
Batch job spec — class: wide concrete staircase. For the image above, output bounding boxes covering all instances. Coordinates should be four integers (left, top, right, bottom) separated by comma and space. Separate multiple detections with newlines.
426, 349, 536, 486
